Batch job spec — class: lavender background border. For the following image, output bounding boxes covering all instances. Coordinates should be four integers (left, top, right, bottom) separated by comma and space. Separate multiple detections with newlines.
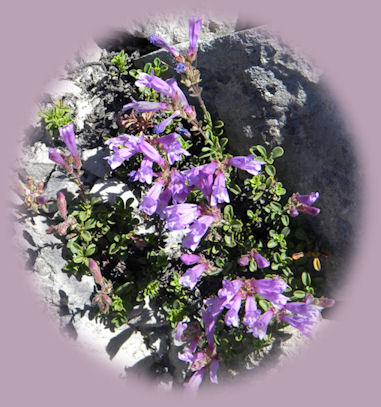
1, 0, 378, 405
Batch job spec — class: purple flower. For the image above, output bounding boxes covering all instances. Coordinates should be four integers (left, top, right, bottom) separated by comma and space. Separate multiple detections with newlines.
175, 321, 201, 352
139, 179, 165, 215
243, 295, 261, 328
180, 345, 219, 392
295, 192, 319, 206
290, 192, 320, 217
148, 34, 180, 57
138, 136, 165, 167
153, 111, 180, 134
179, 263, 208, 290
48, 148, 66, 166
210, 171, 230, 206
251, 277, 288, 308
248, 309, 274, 339
187, 17, 203, 61
157, 132, 190, 165
123, 97, 170, 113
218, 279, 243, 303
174, 62, 186, 73
253, 250, 270, 269
182, 214, 216, 251
180, 253, 202, 265
202, 297, 225, 345
164, 204, 202, 231
156, 187, 172, 219
227, 155, 265, 175
224, 293, 243, 327
59, 123, 79, 159
129, 158, 157, 184
135, 72, 174, 97
166, 78, 193, 114
169, 170, 190, 203
185, 162, 217, 198
105, 135, 141, 169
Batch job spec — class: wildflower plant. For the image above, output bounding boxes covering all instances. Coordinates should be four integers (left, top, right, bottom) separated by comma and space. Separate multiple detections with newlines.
38, 16, 335, 392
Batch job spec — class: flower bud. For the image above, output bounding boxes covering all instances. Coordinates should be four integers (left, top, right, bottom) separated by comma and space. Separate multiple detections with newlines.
56, 192, 67, 218
88, 259, 103, 285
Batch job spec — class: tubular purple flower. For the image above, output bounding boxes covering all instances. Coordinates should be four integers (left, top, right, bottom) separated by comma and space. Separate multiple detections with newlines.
185, 162, 217, 197
135, 72, 174, 97
278, 313, 315, 338
166, 78, 192, 113
218, 279, 243, 303
158, 132, 190, 165
169, 170, 190, 203
180, 253, 202, 266
248, 309, 274, 339
187, 17, 203, 61
123, 97, 170, 113
154, 111, 180, 135
138, 136, 165, 167
243, 295, 261, 328
224, 293, 243, 327
209, 359, 219, 384
295, 192, 319, 206
139, 179, 165, 215
148, 34, 180, 57
129, 158, 157, 184
156, 187, 172, 219
59, 123, 79, 159
184, 368, 206, 392
175, 322, 187, 342
179, 263, 208, 290
228, 155, 265, 175
253, 251, 270, 269
182, 214, 216, 251
210, 171, 230, 206
251, 277, 288, 308
104, 135, 141, 169
49, 148, 66, 166
298, 204, 320, 216
164, 204, 202, 231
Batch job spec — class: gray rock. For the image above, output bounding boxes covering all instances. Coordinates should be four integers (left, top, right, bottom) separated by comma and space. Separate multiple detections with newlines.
44, 169, 79, 204
18, 141, 55, 182
137, 26, 358, 296
129, 12, 238, 45
82, 147, 111, 178
90, 178, 138, 207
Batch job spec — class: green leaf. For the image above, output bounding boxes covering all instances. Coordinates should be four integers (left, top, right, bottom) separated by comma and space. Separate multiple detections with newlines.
281, 214, 289, 226
223, 205, 234, 222
78, 211, 88, 222
256, 145, 267, 158
301, 272, 311, 286
252, 191, 264, 201
81, 230, 92, 243
267, 240, 278, 248
109, 243, 119, 255
271, 146, 284, 159
224, 233, 236, 247
265, 165, 276, 177
293, 290, 306, 299
85, 244, 96, 257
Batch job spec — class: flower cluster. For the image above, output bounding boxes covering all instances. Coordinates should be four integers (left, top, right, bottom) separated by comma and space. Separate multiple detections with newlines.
39, 15, 335, 394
